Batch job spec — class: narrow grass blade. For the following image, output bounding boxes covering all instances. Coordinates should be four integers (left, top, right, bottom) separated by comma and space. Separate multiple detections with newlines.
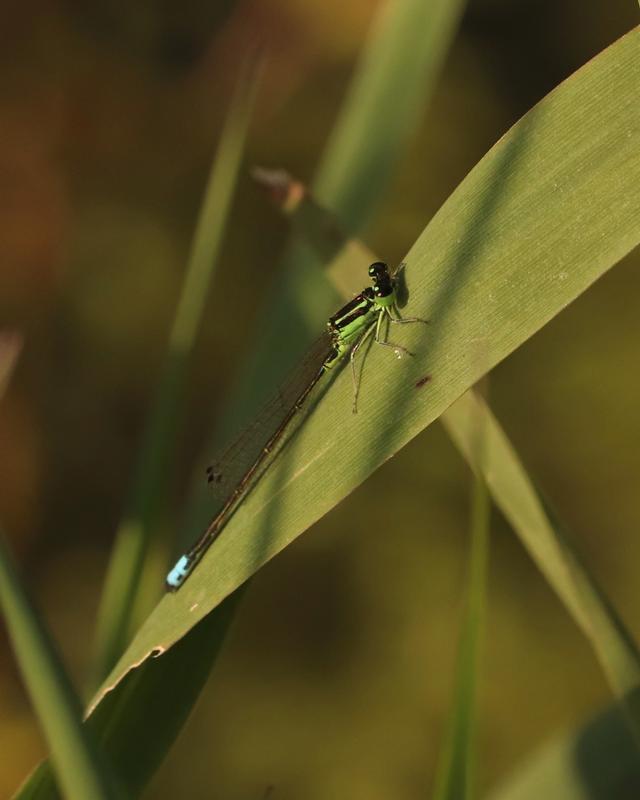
314, 0, 467, 229
433, 390, 490, 800
13, 590, 243, 800
2, 340, 120, 800
91, 54, 262, 685
441, 392, 640, 736
486, 704, 640, 800
0, 530, 123, 800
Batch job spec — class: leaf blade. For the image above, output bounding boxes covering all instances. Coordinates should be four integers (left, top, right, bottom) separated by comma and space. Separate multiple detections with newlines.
98, 25, 640, 700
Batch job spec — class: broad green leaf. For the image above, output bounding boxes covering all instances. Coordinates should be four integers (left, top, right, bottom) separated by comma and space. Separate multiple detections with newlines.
91, 55, 262, 685
97, 24, 640, 703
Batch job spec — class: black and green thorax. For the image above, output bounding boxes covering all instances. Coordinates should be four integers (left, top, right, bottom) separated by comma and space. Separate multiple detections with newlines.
324, 262, 396, 368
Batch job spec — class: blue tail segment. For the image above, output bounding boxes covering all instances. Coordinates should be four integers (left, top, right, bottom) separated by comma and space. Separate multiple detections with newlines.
166, 555, 192, 591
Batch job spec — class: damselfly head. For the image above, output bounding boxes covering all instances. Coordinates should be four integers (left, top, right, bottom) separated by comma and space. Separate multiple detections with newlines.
368, 261, 389, 279
369, 262, 393, 298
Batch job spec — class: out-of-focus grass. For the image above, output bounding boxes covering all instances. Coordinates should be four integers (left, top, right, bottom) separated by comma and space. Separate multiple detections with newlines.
0, 530, 123, 800
486, 704, 640, 800
0, 342, 122, 799
90, 55, 262, 687
432, 408, 490, 800
13, 1, 467, 796
314, 0, 467, 230
442, 392, 640, 730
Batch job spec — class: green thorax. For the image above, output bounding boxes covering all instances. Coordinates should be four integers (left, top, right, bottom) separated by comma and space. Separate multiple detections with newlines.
324, 262, 396, 369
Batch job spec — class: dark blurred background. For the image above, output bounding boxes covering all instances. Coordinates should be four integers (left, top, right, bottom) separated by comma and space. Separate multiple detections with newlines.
1, 1, 639, 797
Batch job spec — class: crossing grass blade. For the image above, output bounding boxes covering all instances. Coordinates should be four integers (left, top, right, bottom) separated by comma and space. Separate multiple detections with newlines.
90, 54, 262, 686
314, 0, 467, 229
441, 392, 640, 734
432, 397, 490, 800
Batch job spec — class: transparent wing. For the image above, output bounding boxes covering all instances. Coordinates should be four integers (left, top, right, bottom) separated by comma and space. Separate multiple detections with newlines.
206, 329, 335, 508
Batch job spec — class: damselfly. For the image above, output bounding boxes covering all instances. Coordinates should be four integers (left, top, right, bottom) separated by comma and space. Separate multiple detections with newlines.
166, 262, 426, 590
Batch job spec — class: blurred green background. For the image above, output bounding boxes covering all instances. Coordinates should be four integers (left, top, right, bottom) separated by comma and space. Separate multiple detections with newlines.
1, 0, 639, 798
